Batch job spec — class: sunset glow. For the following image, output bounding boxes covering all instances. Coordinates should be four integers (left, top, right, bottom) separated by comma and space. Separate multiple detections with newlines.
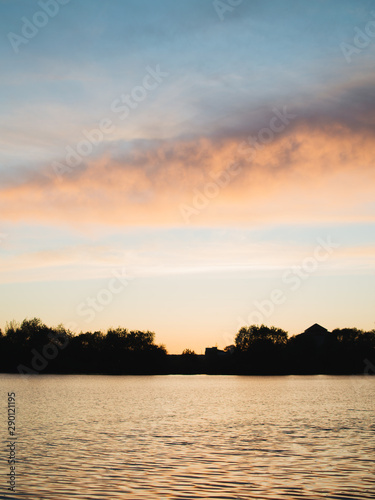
1, 0, 374, 352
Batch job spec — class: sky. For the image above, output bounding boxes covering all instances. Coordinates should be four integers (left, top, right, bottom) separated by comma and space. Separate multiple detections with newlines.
0, 0, 374, 353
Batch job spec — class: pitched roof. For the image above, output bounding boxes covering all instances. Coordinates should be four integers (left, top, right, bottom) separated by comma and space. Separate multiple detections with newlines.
303, 323, 329, 335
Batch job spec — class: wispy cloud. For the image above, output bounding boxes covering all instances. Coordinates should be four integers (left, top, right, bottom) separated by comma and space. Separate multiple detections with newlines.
1, 92, 375, 229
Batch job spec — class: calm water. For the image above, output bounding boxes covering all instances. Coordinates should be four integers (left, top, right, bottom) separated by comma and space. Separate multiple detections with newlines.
0, 375, 374, 499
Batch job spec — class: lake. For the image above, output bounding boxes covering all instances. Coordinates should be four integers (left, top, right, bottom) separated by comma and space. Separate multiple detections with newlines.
0, 375, 374, 499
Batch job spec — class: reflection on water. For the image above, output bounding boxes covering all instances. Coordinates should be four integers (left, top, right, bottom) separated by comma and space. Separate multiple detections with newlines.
0, 375, 374, 499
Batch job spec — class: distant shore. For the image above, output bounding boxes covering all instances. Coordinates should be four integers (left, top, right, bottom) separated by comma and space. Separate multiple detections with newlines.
1, 319, 374, 376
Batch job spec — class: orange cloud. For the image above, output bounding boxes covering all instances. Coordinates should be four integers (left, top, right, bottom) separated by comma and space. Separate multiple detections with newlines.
1, 119, 375, 228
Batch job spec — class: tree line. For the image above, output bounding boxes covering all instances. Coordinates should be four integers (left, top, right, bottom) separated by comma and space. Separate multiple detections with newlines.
0, 318, 167, 375
0, 319, 374, 375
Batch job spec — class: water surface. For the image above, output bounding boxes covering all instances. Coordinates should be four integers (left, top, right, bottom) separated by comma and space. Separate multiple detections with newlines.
0, 375, 374, 499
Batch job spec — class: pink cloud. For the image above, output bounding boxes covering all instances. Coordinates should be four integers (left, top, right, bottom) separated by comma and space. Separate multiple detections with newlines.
1, 119, 375, 228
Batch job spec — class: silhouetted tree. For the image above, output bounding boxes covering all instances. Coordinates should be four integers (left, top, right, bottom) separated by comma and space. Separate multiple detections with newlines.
224, 344, 235, 353
235, 325, 288, 351
182, 348, 196, 355
234, 325, 288, 374
332, 328, 375, 349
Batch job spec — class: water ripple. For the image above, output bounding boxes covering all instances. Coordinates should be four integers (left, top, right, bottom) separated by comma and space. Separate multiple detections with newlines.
0, 375, 374, 499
